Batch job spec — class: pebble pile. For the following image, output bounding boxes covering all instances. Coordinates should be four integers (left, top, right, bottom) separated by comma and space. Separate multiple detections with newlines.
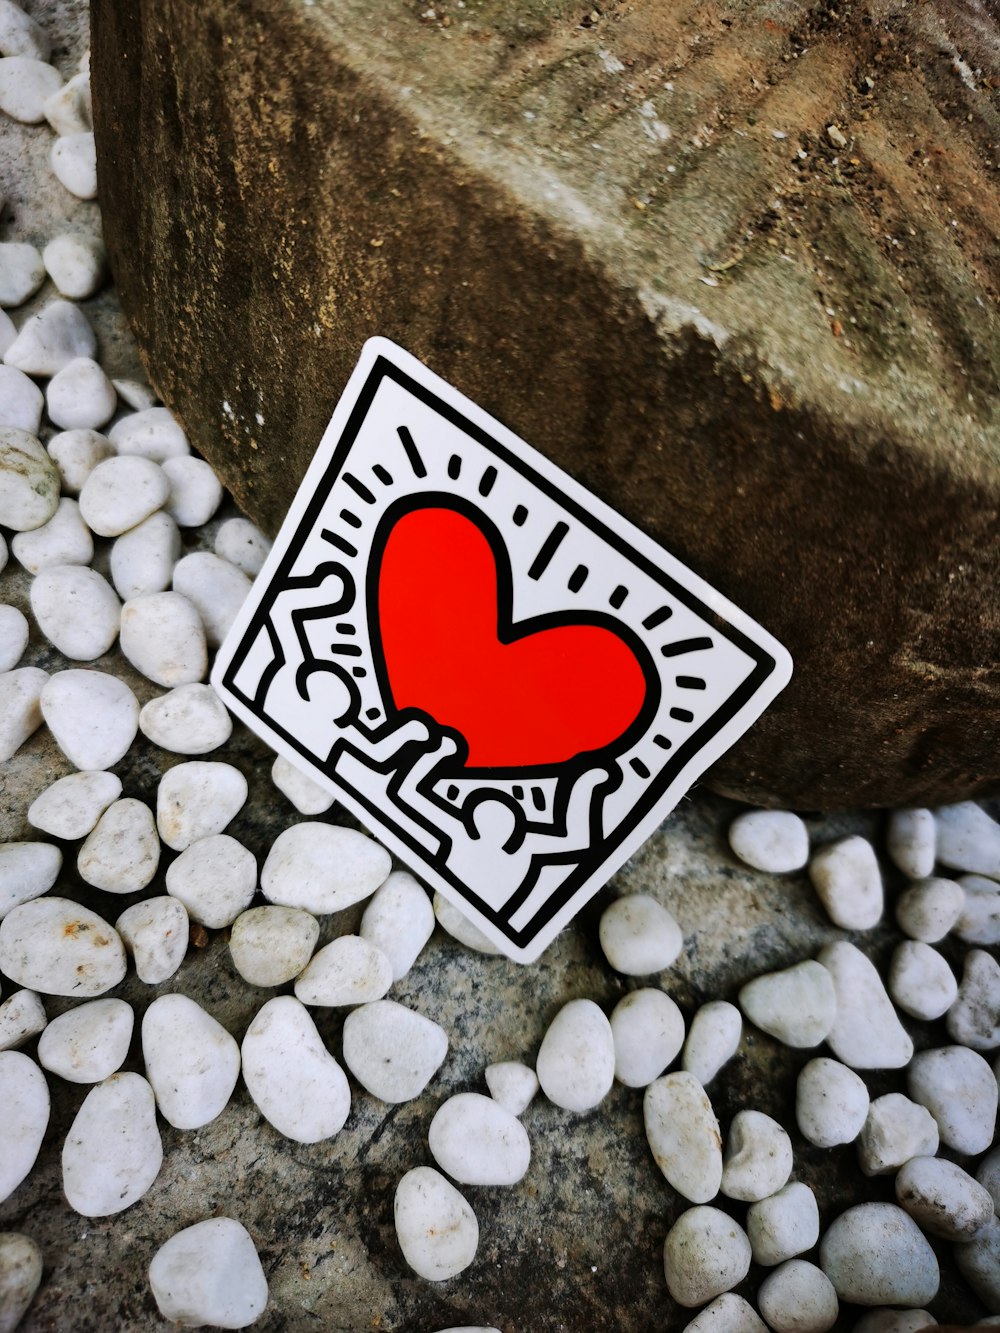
0, 4, 998, 1330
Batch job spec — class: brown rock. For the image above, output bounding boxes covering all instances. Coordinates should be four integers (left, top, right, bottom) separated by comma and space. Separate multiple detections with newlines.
91, 0, 1000, 809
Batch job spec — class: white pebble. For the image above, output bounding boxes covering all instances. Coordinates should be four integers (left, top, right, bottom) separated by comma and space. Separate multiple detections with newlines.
0, 990, 45, 1051
433, 891, 501, 953
977, 1144, 1000, 1213
12, 497, 92, 573
0, 309, 13, 358
610, 987, 685, 1087
662, 1205, 751, 1307
359, 869, 434, 981
681, 1294, 768, 1332
0, 429, 59, 530
954, 1214, 1000, 1314
342, 999, 448, 1103
0, 56, 61, 123
758, 1259, 838, 1332
953, 874, 1000, 945
0, 840, 61, 918
62, 1072, 162, 1216
228, 906, 318, 988
819, 1202, 939, 1306
747, 1181, 819, 1266
0, 897, 125, 997
852, 1313, 937, 1333
907, 1045, 998, 1154
818, 941, 913, 1069
599, 894, 683, 973
428, 1092, 530, 1185
0, 363, 42, 429
261, 821, 390, 914
887, 808, 936, 880
0, 1231, 43, 1333
681, 1001, 742, 1085
215, 516, 271, 576
895, 876, 964, 942
45, 357, 116, 431
271, 754, 334, 815
888, 941, 957, 1020
120, 592, 207, 688
294, 934, 393, 1007
895, 1155, 994, 1241
0, 666, 47, 761
0, 1051, 48, 1202
47, 428, 112, 494
739, 958, 836, 1048
140, 682, 232, 754
484, 1061, 538, 1116
935, 801, 1000, 877
36, 997, 133, 1083
796, 1057, 870, 1147
42, 70, 90, 136
157, 761, 247, 851
49, 132, 97, 198
947, 948, 1000, 1049
808, 835, 883, 929
40, 669, 138, 769
30, 564, 120, 660
116, 897, 188, 984
172, 551, 251, 648
0, 243, 43, 308
536, 998, 615, 1112
110, 510, 181, 600
0, 1, 50, 60
643, 1070, 722, 1204
109, 406, 189, 462
241, 995, 350, 1142
394, 1166, 478, 1281
3, 300, 96, 377
42, 233, 106, 299
857, 1093, 939, 1176
148, 1217, 268, 1330
728, 809, 808, 872
142, 993, 240, 1130
162, 455, 223, 527
78, 455, 169, 537
112, 378, 157, 411
165, 834, 256, 928
0, 604, 27, 671
721, 1108, 792, 1202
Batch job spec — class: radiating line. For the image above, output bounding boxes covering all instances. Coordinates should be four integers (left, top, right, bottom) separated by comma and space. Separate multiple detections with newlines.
609, 585, 628, 609
528, 521, 568, 580
653, 733, 672, 750
677, 676, 706, 690
373, 464, 393, 486
340, 509, 362, 529
479, 466, 497, 496
328, 643, 363, 657
335, 623, 356, 635
343, 473, 376, 504
447, 454, 462, 480
397, 425, 427, 478
512, 784, 524, 800
366, 707, 381, 720
568, 565, 588, 593
642, 605, 673, 630
660, 636, 713, 657
321, 529, 358, 557
352, 667, 366, 678
669, 706, 694, 723
630, 757, 651, 778
531, 787, 545, 810
513, 505, 528, 526
447, 784, 460, 800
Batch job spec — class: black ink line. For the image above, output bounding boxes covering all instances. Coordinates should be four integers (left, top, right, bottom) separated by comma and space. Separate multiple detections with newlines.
532, 786, 546, 810
660, 636, 713, 657
568, 565, 588, 593
677, 676, 706, 690
340, 509, 362, 529
447, 784, 460, 801
447, 454, 462, 480
609, 585, 628, 609
513, 505, 528, 526
397, 425, 426, 478
321, 528, 358, 558
642, 605, 673, 630
528, 521, 568, 580
335, 623, 356, 635
365, 707, 381, 720
352, 667, 366, 678
653, 733, 672, 749
479, 466, 497, 496
328, 643, 363, 657
630, 757, 651, 778
343, 473, 376, 504
670, 707, 694, 723
373, 464, 393, 486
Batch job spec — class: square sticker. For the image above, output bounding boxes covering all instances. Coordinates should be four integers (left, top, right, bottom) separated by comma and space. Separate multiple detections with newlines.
212, 339, 792, 963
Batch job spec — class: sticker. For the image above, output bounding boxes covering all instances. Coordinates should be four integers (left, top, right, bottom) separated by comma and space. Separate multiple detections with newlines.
212, 338, 792, 963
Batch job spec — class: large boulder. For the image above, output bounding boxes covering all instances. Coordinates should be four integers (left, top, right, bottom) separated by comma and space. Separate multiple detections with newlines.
90, 0, 1000, 809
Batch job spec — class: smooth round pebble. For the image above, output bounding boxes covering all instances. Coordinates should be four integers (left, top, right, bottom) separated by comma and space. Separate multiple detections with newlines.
62, 1072, 162, 1216
215, 516, 271, 575
796, 1057, 870, 1148
11, 497, 93, 572
610, 987, 685, 1087
359, 870, 435, 981
0, 667, 47, 762
662, 1205, 751, 1307
599, 894, 683, 974
166, 834, 256, 927
757, 1259, 838, 1333
30, 565, 120, 660
116, 897, 189, 984
140, 682, 232, 754
0, 605, 27, 671
952, 875, 1000, 945
977, 1144, 1000, 1213
143, 994, 240, 1130
42, 233, 107, 300
4, 300, 96, 377
45, 357, 116, 430
49, 131, 97, 198
40, 669, 138, 770
79, 455, 169, 537
0, 1231, 43, 1333
46, 428, 113, 494
0, 898, 125, 997
0, 56, 61, 123
739, 958, 836, 1048
484, 1061, 538, 1116
0, 1051, 49, 1202
294, 935, 392, 1007
819, 1202, 939, 1306
270, 754, 335, 815
907, 1045, 998, 1155
78, 797, 159, 893
857, 1093, 939, 1176
0, 990, 45, 1051
0, 840, 61, 919
728, 809, 808, 872
721, 1109, 792, 1202
934, 801, 1000, 877
229, 906, 319, 988
0, 242, 44, 308
888, 941, 957, 1020
808, 835, 883, 930
173, 551, 251, 648
162, 455, 223, 527
644, 1071, 722, 1204
0, 363, 42, 430
110, 510, 181, 600
954, 1214, 1000, 1314
120, 592, 208, 688
109, 406, 189, 462
0, 2, 50, 59
681, 1001, 742, 1085
241, 995, 350, 1142
536, 998, 615, 1112
148, 1217, 268, 1330
895, 876, 965, 942
342, 1000, 448, 1103
947, 948, 1000, 1049
886, 807, 936, 880
37, 997, 133, 1083
681, 1294, 768, 1332
261, 821, 390, 914
0, 429, 59, 530
747, 1181, 820, 1267
818, 941, 913, 1069
156, 761, 248, 851
394, 1167, 478, 1281
433, 892, 501, 954
895, 1156, 994, 1241
428, 1092, 530, 1185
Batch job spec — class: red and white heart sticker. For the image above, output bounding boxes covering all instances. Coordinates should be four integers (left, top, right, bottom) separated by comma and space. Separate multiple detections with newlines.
212, 338, 792, 963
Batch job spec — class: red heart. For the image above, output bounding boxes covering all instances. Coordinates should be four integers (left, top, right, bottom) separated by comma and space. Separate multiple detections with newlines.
374, 504, 649, 769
